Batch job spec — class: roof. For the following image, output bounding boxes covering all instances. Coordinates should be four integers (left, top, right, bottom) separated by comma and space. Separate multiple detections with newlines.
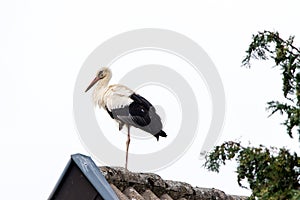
100, 166, 248, 200
49, 154, 247, 200
49, 154, 119, 200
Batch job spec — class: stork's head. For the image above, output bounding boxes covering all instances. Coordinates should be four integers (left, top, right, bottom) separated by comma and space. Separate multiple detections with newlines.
85, 67, 112, 92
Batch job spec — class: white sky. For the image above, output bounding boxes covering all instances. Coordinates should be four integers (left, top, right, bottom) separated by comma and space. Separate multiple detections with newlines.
1, 0, 300, 199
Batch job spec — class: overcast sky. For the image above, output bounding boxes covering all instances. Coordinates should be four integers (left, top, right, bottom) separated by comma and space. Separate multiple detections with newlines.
1, 1, 300, 199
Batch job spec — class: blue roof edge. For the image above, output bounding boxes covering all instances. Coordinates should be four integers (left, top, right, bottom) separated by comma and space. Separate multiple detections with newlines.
48, 159, 72, 199
71, 153, 119, 200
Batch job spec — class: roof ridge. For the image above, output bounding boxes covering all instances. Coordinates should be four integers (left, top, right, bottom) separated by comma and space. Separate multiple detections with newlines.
99, 166, 247, 200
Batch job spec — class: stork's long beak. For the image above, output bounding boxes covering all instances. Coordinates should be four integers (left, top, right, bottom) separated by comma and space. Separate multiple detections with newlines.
85, 76, 100, 92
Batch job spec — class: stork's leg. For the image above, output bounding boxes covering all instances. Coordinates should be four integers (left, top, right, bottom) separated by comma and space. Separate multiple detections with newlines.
125, 125, 130, 171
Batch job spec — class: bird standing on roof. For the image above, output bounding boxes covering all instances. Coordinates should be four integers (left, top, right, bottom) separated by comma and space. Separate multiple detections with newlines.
85, 67, 167, 170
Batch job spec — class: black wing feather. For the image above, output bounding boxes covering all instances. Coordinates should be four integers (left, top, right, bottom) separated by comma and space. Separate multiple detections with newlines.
130, 93, 152, 109
128, 101, 150, 126
108, 92, 166, 139
129, 93, 153, 126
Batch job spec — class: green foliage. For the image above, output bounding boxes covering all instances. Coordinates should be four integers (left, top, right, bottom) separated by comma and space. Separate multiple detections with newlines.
205, 31, 300, 200
243, 31, 300, 139
205, 142, 300, 200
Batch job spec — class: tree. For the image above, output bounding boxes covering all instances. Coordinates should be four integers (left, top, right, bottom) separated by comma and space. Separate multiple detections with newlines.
204, 31, 300, 200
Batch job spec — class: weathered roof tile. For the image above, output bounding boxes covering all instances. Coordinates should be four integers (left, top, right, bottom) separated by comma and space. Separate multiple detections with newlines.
100, 166, 248, 200
124, 187, 145, 200
165, 180, 194, 198
160, 194, 173, 200
142, 189, 160, 200
110, 184, 129, 200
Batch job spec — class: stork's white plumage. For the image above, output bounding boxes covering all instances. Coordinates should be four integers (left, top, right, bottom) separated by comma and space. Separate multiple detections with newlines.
85, 67, 167, 170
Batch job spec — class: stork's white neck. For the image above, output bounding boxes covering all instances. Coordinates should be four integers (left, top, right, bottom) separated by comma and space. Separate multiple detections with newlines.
93, 76, 111, 108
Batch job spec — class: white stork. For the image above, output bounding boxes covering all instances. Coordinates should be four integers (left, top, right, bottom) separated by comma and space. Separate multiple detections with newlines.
85, 67, 167, 170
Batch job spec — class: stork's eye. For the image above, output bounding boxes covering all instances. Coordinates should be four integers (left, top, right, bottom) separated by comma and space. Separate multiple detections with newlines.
98, 71, 104, 78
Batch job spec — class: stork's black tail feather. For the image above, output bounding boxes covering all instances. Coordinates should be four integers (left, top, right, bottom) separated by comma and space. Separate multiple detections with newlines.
154, 130, 167, 141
